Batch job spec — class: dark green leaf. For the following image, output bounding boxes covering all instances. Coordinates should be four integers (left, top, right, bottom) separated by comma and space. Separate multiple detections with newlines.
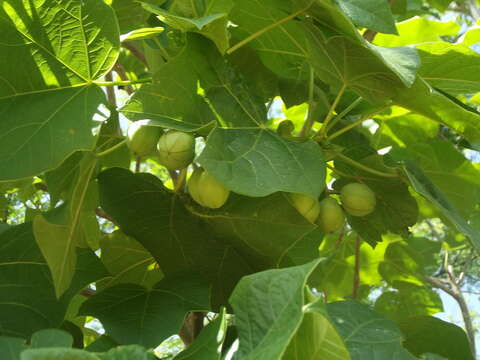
335, 0, 397, 34
398, 316, 475, 360
80, 273, 210, 347
328, 300, 416, 359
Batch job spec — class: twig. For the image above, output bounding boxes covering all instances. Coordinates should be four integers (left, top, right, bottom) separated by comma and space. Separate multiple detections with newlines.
122, 41, 148, 66
426, 263, 477, 356
317, 84, 347, 139
135, 156, 142, 173
113, 63, 134, 95
104, 72, 116, 105
335, 153, 399, 178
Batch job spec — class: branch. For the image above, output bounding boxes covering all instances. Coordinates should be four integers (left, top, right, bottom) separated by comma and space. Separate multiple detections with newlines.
427, 271, 477, 356
122, 41, 148, 66
113, 63, 134, 95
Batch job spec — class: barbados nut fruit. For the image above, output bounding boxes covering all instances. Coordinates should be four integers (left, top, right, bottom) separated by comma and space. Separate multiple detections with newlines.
340, 182, 376, 216
289, 193, 320, 223
126, 122, 162, 157
317, 197, 345, 233
188, 167, 230, 209
157, 131, 195, 170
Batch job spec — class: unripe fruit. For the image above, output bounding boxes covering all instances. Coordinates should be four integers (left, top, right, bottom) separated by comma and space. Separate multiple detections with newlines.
317, 197, 345, 233
188, 168, 230, 209
289, 193, 320, 223
157, 131, 195, 170
126, 122, 162, 157
340, 183, 376, 216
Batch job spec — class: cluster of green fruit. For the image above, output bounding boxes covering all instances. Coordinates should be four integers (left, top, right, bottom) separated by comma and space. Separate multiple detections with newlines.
289, 182, 376, 233
127, 123, 376, 232
126, 122, 230, 209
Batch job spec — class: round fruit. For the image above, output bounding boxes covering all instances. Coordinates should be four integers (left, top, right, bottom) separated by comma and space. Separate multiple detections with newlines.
289, 193, 320, 223
340, 183, 376, 216
317, 197, 345, 233
126, 122, 162, 157
157, 131, 195, 170
188, 168, 230, 209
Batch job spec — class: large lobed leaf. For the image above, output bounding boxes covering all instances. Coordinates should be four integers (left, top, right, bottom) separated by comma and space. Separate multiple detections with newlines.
0, 0, 119, 180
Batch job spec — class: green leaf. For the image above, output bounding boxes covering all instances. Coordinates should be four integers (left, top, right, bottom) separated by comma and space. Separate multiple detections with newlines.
21, 349, 100, 360
197, 128, 326, 198
398, 316, 475, 360
229, 259, 321, 360
374, 283, 443, 322
112, 0, 163, 33
229, 0, 310, 80
0, 337, 26, 360
142, 0, 233, 53
0, 0, 119, 180
417, 42, 480, 95
173, 308, 227, 359
393, 79, 480, 148
97, 345, 157, 360
0, 223, 107, 338
283, 294, 351, 360
304, 23, 419, 102
0, 86, 105, 181
191, 192, 321, 268
374, 17, 460, 47
97, 168, 254, 307
80, 273, 210, 347
403, 161, 480, 253
393, 140, 480, 217
335, 0, 397, 34
379, 241, 425, 287
328, 300, 416, 359
97, 231, 163, 290
30, 329, 73, 348
33, 154, 98, 297
120, 40, 215, 132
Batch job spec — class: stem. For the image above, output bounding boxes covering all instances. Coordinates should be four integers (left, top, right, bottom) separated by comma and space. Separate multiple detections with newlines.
95, 139, 127, 158
174, 168, 188, 192
317, 84, 346, 139
352, 236, 361, 300
122, 42, 148, 66
113, 63, 134, 95
300, 67, 316, 137
335, 153, 399, 178
327, 105, 390, 141
326, 97, 363, 133
105, 72, 116, 104
135, 156, 142, 173
226, 6, 309, 55
94, 78, 152, 87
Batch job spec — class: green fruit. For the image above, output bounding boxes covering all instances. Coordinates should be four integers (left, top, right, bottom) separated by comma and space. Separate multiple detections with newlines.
317, 197, 345, 233
289, 193, 320, 223
340, 183, 376, 216
157, 131, 195, 170
126, 122, 162, 157
188, 168, 230, 209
